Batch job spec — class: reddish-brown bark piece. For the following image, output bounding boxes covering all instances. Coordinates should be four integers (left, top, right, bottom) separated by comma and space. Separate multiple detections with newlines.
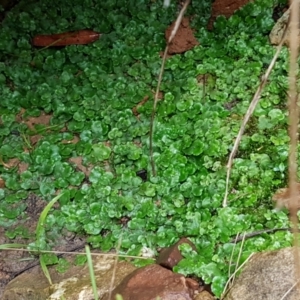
32, 29, 101, 47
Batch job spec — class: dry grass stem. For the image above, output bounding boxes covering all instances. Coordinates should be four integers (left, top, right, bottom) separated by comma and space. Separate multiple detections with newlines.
149, 0, 191, 176
234, 233, 246, 279
0, 247, 154, 260
227, 233, 246, 289
223, 23, 290, 207
221, 252, 255, 299
279, 279, 300, 300
227, 233, 240, 278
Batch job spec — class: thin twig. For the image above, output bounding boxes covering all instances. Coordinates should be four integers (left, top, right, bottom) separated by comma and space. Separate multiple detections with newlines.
149, 0, 191, 176
228, 228, 293, 243
223, 23, 290, 207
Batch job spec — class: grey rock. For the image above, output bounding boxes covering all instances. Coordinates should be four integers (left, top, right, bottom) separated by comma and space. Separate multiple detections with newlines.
269, 8, 297, 46
224, 247, 300, 300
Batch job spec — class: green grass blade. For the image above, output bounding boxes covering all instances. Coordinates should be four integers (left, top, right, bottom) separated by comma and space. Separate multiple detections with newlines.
40, 254, 53, 285
36, 193, 64, 285
36, 193, 64, 240
85, 245, 98, 300
0, 243, 28, 249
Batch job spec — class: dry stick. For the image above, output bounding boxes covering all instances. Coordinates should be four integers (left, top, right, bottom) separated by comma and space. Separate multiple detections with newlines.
222, 23, 290, 207
287, 0, 300, 296
149, 0, 191, 176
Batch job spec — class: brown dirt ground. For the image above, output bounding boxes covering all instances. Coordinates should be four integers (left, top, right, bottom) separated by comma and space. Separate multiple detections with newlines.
165, 17, 199, 54
0, 108, 89, 297
208, 0, 252, 29
0, 193, 86, 297
164, 0, 252, 54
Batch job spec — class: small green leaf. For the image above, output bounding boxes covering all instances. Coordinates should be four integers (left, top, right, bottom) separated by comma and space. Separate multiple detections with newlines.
139, 182, 156, 197
186, 140, 204, 156
92, 143, 111, 161
56, 258, 71, 273
68, 172, 85, 186
75, 255, 87, 266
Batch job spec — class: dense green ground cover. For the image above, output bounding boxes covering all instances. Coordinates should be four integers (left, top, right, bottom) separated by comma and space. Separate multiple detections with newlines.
0, 0, 292, 295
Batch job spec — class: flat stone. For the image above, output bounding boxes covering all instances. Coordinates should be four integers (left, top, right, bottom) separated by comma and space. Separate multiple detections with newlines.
269, 7, 300, 46
3, 255, 136, 300
269, 8, 290, 45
